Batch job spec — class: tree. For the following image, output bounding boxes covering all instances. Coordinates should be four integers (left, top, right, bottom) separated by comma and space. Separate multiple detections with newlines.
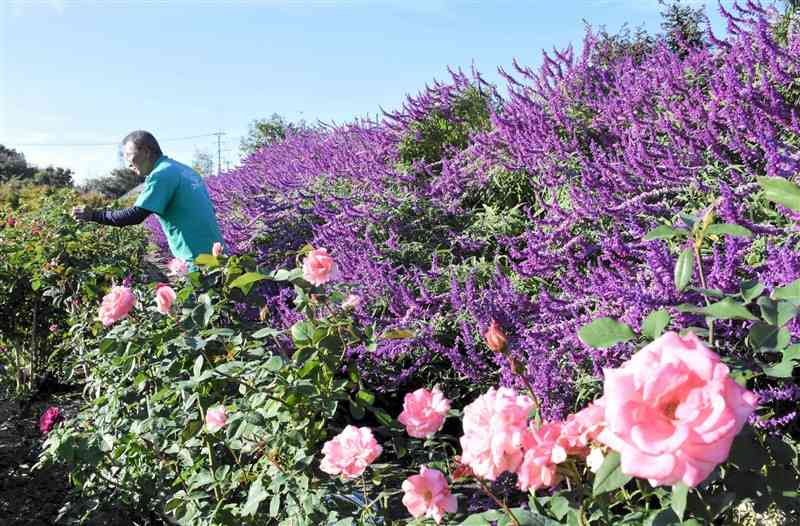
192, 148, 215, 178
659, 0, 706, 53
82, 168, 144, 198
0, 145, 36, 183
239, 114, 307, 157
32, 166, 73, 187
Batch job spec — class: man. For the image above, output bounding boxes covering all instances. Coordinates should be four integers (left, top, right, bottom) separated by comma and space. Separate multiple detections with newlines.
73, 130, 224, 265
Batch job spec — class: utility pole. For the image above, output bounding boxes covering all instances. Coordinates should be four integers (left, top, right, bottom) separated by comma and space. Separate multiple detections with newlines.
213, 131, 225, 175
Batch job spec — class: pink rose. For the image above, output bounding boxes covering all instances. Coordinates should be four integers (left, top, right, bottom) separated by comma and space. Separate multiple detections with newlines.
516, 421, 563, 491
98, 286, 136, 326
598, 331, 758, 487
320, 425, 382, 479
398, 387, 451, 438
484, 319, 507, 353
459, 387, 535, 480
212, 242, 224, 257
401, 466, 458, 524
155, 283, 176, 314
557, 399, 606, 458
205, 406, 228, 433
168, 258, 189, 277
302, 248, 339, 286
342, 294, 361, 309
39, 406, 64, 434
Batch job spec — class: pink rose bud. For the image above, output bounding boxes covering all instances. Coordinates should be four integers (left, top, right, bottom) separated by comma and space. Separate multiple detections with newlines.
155, 283, 177, 314
320, 425, 382, 479
98, 286, 136, 327
212, 242, 224, 257
342, 294, 361, 309
302, 247, 339, 286
484, 319, 507, 353
167, 258, 189, 277
205, 406, 228, 433
49, 324, 58, 333
7, 216, 15, 227
401, 466, 458, 524
398, 387, 451, 438
459, 387, 535, 481
597, 331, 758, 488
39, 406, 64, 434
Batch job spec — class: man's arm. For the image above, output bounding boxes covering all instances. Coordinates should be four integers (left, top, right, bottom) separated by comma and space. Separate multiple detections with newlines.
73, 206, 152, 227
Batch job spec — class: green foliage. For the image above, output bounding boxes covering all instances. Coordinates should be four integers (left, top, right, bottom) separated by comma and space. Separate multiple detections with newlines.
0, 144, 74, 187
240, 114, 309, 157
0, 187, 148, 396
397, 86, 493, 168
81, 167, 144, 199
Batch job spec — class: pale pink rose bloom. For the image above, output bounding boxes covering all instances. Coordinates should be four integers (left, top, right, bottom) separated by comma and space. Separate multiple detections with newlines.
320, 425, 382, 479
212, 242, 224, 257
168, 258, 189, 276
398, 387, 451, 438
459, 387, 535, 480
98, 286, 136, 326
155, 284, 177, 314
342, 294, 361, 309
205, 406, 228, 433
557, 399, 606, 459
302, 248, 339, 286
401, 466, 458, 524
598, 331, 758, 487
516, 421, 564, 491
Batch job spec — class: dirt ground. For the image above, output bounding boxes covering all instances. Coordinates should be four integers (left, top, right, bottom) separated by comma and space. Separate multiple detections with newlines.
0, 392, 163, 526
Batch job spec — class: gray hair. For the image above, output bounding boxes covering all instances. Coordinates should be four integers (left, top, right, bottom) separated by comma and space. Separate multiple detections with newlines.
122, 130, 163, 160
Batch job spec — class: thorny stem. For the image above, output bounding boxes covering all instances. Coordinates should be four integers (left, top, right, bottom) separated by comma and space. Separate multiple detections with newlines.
476, 477, 520, 526
693, 247, 715, 346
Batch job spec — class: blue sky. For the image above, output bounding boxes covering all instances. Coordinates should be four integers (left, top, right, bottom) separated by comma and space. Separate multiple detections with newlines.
1, 0, 736, 183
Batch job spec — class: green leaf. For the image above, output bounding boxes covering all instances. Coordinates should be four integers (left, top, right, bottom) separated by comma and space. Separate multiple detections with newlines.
547, 495, 571, 520
290, 320, 314, 346
772, 278, 800, 301
705, 223, 752, 238
578, 317, 635, 349
642, 309, 670, 340
228, 272, 269, 290
242, 477, 267, 516
762, 345, 800, 378
356, 390, 375, 406
671, 483, 688, 521
748, 322, 790, 351
380, 328, 416, 339
191, 294, 214, 327
700, 298, 756, 321
758, 176, 800, 212
265, 355, 284, 372
644, 225, 684, 241
592, 451, 632, 496
251, 326, 282, 339
269, 493, 281, 517
757, 297, 798, 327
459, 511, 505, 525
193, 355, 204, 378
740, 279, 765, 303
194, 254, 219, 267
674, 248, 694, 292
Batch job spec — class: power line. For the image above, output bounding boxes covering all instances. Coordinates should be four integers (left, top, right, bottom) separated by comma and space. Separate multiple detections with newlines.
10, 133, 225, 147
